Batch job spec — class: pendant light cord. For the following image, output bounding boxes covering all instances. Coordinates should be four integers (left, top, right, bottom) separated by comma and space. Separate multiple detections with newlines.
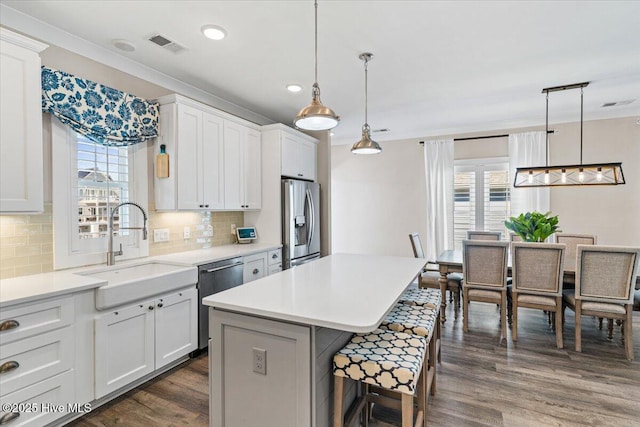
314, 0, 318, 84
545, 90, 549, 167
580, 86, 584, 164
364, 57, 368, 126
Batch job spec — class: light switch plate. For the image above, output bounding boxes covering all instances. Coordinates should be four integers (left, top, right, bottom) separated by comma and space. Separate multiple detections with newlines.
153, 228, 170, 242
183, 226, 191, 239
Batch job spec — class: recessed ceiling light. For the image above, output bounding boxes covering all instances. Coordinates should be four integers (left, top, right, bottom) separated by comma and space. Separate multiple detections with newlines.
287, 84, 303, 93
201, 25, 227, 40
112, 39, 136, 52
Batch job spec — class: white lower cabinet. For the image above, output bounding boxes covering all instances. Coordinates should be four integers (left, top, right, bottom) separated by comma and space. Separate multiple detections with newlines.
243, 252, 267, 283
94, 287, 197, 398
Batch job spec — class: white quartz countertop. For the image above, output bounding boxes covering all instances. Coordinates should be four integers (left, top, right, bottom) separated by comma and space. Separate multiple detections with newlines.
153, 242, 282, 266
0, 272, 106, 308
203, 253, 427, 333
0, 242, 281, 307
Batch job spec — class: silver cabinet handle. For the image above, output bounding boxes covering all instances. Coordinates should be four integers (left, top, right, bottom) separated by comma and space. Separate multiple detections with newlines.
0, 320, 19, 331
0, 361, 19, 374
253, 268, 259, 275
0, 412, 20, 424
272, 253, 278, 259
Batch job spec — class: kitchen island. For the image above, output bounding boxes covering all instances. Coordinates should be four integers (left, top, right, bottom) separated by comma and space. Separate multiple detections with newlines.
203, 253, 427, 427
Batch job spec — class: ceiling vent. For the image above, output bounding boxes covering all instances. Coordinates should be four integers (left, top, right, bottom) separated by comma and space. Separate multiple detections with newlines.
601, 99, 635, 107
148, 34, 186, 54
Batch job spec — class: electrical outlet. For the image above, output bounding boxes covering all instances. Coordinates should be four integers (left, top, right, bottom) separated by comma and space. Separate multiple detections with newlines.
231, 223, 237, 236
183, 226, 191, 239
252, 347, 266, 375
153, 228, 170, 242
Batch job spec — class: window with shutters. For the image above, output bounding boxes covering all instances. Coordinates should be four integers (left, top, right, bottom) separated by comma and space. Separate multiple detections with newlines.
453, 159, 510, 250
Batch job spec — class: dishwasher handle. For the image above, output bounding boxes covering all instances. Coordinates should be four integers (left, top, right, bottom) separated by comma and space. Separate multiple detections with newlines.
203, 261, 244, 273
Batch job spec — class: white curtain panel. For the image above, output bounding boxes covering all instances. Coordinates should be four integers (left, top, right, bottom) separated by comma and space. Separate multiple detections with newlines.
508, 131, 550, 216
423, 139, 454, 261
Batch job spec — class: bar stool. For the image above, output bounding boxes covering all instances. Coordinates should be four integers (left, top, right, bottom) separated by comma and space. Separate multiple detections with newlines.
378, 303, 439, 398
333, 328, 427, 427
397, 288, 442, 363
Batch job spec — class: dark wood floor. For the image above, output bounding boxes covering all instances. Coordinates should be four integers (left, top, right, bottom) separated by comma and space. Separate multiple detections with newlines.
68, 303, 640, 427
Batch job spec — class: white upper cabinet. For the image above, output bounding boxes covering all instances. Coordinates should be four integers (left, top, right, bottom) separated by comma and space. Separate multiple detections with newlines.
223, 122, 261, 210
154, 94, 260, 211
281, 131, 317, 181
0, 29, 48, 213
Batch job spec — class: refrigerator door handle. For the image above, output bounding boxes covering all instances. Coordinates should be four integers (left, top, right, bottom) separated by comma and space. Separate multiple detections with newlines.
306, 188, 314, 249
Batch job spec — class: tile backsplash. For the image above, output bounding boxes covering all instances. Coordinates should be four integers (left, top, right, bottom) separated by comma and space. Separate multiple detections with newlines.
0, 203, 243, 279
0, 204, 54, 280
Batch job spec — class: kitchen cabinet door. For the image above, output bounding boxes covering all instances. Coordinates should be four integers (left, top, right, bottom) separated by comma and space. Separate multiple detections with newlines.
243, 252, 267, 283
281, 133, 317, 181
175, 104, 203, 210
243, 128, 262, 210
201, 113, 225, 210
223, 121, 244, 210
94, 302, 155, 398
0, 29, 47, 213
154, 288, 197, 368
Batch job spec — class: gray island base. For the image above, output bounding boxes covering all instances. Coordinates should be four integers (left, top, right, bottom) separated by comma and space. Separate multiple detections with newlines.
204, 254, 427, 427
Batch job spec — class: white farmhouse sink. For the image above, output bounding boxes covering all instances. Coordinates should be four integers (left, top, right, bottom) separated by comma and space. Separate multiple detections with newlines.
79, 261, 198, 310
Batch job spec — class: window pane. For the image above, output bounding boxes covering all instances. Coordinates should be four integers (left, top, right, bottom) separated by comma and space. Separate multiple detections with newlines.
454, 170, 476, 250
75, 135, 129, 239
484, 170, 511, 237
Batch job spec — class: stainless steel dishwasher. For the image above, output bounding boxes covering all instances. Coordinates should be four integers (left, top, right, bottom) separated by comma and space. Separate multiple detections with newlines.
197, 256, 244, 350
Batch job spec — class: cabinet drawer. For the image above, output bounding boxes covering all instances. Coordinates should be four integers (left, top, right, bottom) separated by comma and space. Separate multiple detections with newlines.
267, 249, 282, 266
268, 264, 282, 275
0, 327, 74, 397
0, 370, 74, 427
243, 259, 266, 283
0, 297, 74, 345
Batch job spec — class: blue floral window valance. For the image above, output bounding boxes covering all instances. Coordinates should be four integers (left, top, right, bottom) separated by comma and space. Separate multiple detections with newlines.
41, 66, 159, 146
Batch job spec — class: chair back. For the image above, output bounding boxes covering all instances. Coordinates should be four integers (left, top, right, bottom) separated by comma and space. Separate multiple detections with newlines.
466, 230, 502, 241
509, 233, 522, 242
576, 245, 640, 304
462, 240, 509, 289
511, 242, 565, 296
408, 232, 425, 259
555, 233, 596, 271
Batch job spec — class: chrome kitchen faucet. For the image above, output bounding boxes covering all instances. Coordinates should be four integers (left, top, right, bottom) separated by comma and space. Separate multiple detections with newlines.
107, 202, 148, 266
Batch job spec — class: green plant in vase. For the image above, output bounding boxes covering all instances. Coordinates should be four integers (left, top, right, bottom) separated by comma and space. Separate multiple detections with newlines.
504, 211, 560, 242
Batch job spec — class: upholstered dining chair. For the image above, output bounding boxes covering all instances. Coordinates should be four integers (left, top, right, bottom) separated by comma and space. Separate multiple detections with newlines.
563, 245, 640, 361
511, 242, 565, 348
462, 240, 510, 342
509, 233, 523, 243
408, 233, 463, 307
466, 230, 502, 241
555, 233, 597, 281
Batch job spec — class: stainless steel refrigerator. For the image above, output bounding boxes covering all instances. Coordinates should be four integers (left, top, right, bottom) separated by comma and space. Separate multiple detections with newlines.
282, 179, 320, 269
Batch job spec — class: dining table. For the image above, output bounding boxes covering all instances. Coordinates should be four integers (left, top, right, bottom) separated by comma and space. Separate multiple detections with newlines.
435, 249, 576, 323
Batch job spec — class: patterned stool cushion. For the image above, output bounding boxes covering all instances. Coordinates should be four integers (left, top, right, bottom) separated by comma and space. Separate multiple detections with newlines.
379, 303, 438, 340
399, 288, 442, 309
333, 328, 426, 395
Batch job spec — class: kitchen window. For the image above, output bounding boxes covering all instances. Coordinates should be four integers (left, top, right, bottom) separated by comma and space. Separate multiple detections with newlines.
453, 158, 510, 250
52, 119, 148, 269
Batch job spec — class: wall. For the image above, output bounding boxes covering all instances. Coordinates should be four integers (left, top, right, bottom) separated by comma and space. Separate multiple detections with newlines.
309, 130, 333, 256
331, 116, 640, 257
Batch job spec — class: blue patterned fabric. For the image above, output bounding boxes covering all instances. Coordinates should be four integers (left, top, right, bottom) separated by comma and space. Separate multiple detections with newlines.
41, 66, 159, 146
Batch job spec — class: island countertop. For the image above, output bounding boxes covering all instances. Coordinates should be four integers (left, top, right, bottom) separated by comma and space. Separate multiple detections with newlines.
202, 253, 426, 333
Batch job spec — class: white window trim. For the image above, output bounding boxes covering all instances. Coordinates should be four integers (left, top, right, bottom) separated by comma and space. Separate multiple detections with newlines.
51, 118, 149, 269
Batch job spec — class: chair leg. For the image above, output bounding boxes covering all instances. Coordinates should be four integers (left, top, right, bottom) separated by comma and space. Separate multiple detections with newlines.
429, 333, 437, 396
416, 364, 426, 427
598, 317, 603, 330
463, 288, 469, 332
555, 297, 563, 349
512, 298, 518, 342
575, 304, 582, 353
624, 308, 633, 361
333, 376, 345, 427
551, 312, 556, 332
436, 312, 442, 364
500, 291, 507, 344
361, 382, 370, 427
401, 393, 413, 427
607, 318, 614, 339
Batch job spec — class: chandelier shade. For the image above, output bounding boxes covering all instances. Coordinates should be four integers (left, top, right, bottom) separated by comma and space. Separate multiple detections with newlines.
513, 82, 625, 188
293, 1, 339, 131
